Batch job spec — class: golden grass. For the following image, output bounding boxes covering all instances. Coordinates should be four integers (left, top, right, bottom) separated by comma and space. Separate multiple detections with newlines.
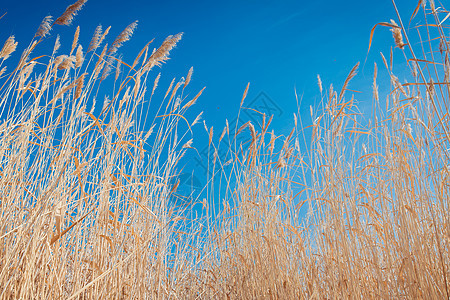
0, 0, 449, 299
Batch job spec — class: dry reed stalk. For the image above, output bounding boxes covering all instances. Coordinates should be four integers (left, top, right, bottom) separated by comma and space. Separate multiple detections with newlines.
1, 0, 450, 298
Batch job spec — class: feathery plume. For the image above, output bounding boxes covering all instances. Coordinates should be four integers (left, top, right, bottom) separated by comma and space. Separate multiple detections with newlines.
109, 21, 138, 55
276, 153, 287, 169
0, 66, 6, 77
35, 16, 53, 38
182, 139, 193, 149
143, 33, 183, 71
88, 25, 110, 53
152, 73, 161, 96
52, 55, 64, 72
192, 111, 203, 126
428, 78, 435, 97
184, 66, 193, 89
182, 87, 205, 110
57, 55, 75, 70
338, 62, 359, 101
55, 0, 87, 26
429, 0, 435, 10
115, 55, 122, 81
391, 74, 407, 97
219, 126, 227, 143
97, 26, 110, 50
0, 36, 18, 60
53, 35, 61, 54
71, 26, 80, 54
75, 73, 87, 99
373, 62, 379, 102
208, 126, 213, 147
101, 56, 114, 80
241, 82, 250, 106
317, 74, 322, 94
88, 25, 102, 52
390, 19, 406, 49
75, 45, 84, 68
269, 130, 276, 155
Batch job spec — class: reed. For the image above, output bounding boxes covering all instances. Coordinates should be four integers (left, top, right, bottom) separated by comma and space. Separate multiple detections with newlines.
0, 0, 448, 298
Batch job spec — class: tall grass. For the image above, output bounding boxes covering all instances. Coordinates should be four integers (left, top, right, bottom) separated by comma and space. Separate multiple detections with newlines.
0, 5, 203, 298
0, 0, 449, 298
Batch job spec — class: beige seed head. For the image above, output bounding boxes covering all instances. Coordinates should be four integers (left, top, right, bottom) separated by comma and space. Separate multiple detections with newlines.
35, 16, 53, 38
109, 21, 138, 55
192, 111, 203, 126
75, 45, 84, 68
57, 55, 75, 70
74, 73, 87, 99
71, 26, 80, 54
53, 35, 61, 54
152, 73, 161, 96
182, 139, 193, 149
317, 74, 323, 94
184, 66, 193, 89
143, 33, 183, 71
390, 20, 406, 49
88, 25, 102, 52
0, 66, 6, 77
55, 0, 88, 26
0, 36, 18, 60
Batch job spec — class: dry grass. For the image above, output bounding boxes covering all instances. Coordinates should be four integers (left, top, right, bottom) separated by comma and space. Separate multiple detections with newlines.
0, 0, 449, 299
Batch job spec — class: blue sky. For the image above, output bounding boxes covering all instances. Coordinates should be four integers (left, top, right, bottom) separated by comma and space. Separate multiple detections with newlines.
1, 0, 414, 198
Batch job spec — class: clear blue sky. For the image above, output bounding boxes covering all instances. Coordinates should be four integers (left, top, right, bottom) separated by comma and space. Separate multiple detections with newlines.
1, 0, 414, 197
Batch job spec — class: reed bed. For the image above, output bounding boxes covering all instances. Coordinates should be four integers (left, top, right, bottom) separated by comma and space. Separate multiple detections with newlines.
0, 0, 449, 299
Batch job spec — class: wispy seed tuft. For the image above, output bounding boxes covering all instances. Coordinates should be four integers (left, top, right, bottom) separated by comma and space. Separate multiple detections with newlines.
55, 0, 88, 26
35, 16, 53, 38
0, 36, 18, 60
390, 19, 406, 49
